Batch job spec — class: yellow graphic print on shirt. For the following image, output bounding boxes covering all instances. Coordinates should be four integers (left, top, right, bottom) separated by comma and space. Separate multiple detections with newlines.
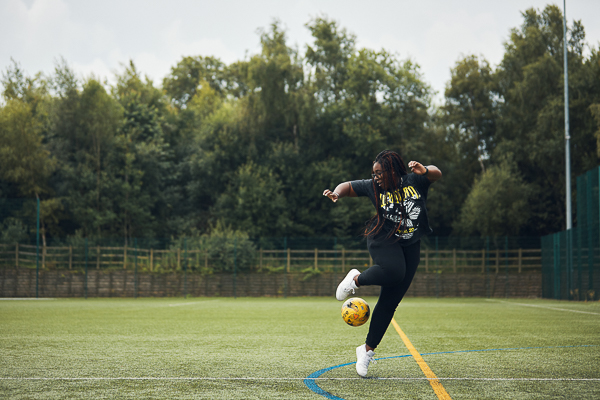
378, 186, 422, 240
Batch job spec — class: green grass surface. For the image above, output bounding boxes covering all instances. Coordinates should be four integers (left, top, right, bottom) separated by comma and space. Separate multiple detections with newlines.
1, 297, 599, 399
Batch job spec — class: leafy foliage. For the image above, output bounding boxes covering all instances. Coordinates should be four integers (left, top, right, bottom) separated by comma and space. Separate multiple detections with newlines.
1, 8, 599, 242
453, 162, 533, 236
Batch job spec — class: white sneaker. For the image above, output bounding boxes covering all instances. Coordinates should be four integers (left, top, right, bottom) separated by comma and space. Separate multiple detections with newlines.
356, 344, 375, 377
336, 269, 360, 301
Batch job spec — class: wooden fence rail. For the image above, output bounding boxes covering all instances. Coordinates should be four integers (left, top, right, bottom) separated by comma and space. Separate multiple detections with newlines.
0, 243, 543, 273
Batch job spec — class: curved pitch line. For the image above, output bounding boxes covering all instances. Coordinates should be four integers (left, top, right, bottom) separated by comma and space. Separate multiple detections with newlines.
303, 345, 597, 400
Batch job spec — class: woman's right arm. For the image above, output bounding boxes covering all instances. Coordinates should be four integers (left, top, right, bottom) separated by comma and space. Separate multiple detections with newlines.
322, 181, 358, 203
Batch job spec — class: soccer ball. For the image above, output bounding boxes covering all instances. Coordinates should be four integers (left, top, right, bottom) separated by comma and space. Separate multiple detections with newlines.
341, 297, 370, 327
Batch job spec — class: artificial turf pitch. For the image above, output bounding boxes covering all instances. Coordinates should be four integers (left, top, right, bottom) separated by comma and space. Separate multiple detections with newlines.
1, 296, 599, 399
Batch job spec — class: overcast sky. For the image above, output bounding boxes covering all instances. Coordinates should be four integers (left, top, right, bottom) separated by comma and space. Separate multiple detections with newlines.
2, 0, 599, 103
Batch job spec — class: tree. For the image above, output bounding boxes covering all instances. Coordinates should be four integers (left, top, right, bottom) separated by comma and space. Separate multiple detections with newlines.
110, 62, 172, 240
212, 162, 291, 237
0, 60, 61, 247
453, 162, 532, 236
163, 56, 228, 108
1, 60, 54, 197
305, 16, 356, 104
4, 11, 598, 242
0, 99, 54, 197
444, 55, 496, 174
492, 5, 600, 234
51, 76, 124, 238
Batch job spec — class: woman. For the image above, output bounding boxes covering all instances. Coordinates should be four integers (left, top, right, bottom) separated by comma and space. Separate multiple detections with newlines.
323, 150, 441, 377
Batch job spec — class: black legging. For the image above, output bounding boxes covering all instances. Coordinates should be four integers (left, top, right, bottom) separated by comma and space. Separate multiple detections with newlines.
356, 239, 421, 349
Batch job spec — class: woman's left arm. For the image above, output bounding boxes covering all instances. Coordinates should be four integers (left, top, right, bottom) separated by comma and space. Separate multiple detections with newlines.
407, 161, 442, 182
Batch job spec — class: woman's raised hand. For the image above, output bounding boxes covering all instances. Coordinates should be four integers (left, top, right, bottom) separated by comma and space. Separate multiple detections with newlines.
408, 161, 427, 175
322, 189, 340, 202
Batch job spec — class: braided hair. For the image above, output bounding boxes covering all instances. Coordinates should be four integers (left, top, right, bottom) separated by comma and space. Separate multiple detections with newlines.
365, 150, 409, 239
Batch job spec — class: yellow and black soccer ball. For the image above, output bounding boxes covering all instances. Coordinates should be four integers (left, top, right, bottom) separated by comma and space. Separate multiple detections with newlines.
341, 297, 370, 327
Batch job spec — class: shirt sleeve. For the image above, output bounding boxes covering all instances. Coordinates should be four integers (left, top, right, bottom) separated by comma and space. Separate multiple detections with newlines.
349, 179, 373, 197
414, 173, 432, 190
410, 173, 432, 201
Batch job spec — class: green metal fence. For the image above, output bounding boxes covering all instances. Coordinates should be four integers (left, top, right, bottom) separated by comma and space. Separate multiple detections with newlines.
541, 166, 600, 300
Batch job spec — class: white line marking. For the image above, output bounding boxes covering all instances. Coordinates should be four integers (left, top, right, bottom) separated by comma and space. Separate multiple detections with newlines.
0, 298, 55, 300
168, 300, 220, 307
487, 300, 600, 315
1, 377, 599, 381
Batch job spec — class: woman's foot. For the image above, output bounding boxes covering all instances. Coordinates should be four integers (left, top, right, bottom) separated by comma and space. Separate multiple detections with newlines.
356, 344, 375, 377
336, 269, 360, 301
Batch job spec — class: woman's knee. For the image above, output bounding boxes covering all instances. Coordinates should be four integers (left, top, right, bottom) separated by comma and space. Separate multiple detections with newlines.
381, 266, 405, 286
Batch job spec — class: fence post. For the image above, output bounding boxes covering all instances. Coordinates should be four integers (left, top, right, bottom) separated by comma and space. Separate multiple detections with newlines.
184, 238, 187, 298
134, 238, 138, 299
577, 217, 583, 300
435, 237, 439, 271
505, 236, 509, 298
15, 243, 19, 268
85, 239, 88, 300
177, 248, 181, 271
518, 248, 522, 273
314, 248, 318, 270
495, 248, 500, 273
35, 197, 40, 299
553, 235, 560, 299
150, 248, 154, 272
97, 246, 100, 270
259, 248, 263, 271
567, 229, 573, 300
453, 248, 456, 273
284, 237, 288, 299
123, 245, 127, 270
435, 237, 440, 297
591, 198, 596, 301
333, 237, 338, 274
233, 238, 237, 299
481, 248, 485, 273
69, 246, 72, 270
485, 237, 490, 298
287, 248, 291, 273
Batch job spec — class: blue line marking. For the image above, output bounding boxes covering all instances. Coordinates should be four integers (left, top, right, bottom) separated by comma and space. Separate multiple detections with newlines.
303, 345, 597, 399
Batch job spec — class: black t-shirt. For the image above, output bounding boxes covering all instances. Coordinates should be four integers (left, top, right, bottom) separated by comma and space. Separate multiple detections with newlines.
351, 173, 433, 246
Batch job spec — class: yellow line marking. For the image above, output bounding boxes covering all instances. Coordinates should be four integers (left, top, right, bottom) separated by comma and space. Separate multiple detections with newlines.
391, 318, 452, 400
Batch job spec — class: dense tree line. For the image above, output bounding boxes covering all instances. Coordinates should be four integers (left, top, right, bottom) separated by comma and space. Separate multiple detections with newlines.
1, 5, 599, 245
